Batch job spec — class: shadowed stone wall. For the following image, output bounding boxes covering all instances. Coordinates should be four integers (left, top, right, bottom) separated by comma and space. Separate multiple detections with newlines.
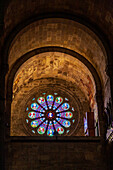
6, 139, 108, 170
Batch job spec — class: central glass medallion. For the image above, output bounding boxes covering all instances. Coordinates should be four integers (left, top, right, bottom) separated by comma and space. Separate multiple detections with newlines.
47, 112, 55, 119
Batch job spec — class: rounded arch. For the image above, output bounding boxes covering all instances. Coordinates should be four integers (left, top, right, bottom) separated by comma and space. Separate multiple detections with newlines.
2, 13, 112, 66
7, 46, 102, 95
2, 15, 110, 138
6, 46, 104, 136
4, 17, 109, 97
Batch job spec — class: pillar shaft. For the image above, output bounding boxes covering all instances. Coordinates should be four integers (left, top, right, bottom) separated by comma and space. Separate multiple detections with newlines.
0, 63, 9, 170
106, 64, 113, 126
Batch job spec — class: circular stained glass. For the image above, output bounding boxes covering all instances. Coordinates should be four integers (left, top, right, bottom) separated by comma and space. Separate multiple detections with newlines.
25, 93, 76, 136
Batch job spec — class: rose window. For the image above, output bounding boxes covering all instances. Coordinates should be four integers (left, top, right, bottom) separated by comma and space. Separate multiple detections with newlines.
25, 93, 77, 136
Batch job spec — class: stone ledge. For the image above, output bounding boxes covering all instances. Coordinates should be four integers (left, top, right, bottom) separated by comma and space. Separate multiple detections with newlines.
8, 136, 101, 143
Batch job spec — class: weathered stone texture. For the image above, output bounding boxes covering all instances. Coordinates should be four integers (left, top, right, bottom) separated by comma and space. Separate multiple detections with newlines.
8, 18, 107, 86
0, 1, 112, 170
6, 141, 108, 170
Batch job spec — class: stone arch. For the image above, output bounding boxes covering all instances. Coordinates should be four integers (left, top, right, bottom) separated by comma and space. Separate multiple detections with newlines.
3, 17, 110, 138
6, 47, 104, 137
0, 1, 113, 169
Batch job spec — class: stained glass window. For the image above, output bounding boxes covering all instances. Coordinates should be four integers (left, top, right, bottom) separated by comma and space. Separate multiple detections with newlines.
25, 93, 76, 136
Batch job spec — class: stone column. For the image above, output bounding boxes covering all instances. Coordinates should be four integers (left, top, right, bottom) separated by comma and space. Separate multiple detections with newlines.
0, 63, 9, 170
106, 64, 113, 125
96, 90, 105, 138
0, 0, 5, 166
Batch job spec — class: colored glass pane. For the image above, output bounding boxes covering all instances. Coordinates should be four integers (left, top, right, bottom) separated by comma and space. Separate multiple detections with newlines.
46, 95, 54, 109
28, 111, 44, 119
47, 95, 54, 101
26, 119, 29, 123
72, 107, 75, 111
26, 93, 75, 136
62, 120, 71, 127
39, 120, 48, 131
55, 97, 63, 104
56, 103, 70, 112
28, 112, 36, 119
31, 103, 45, 112
72, 119, 75, 123
31, 118, 45, 128
56, 127, 64, 134
56, 118, 71, 128
65, 98, 69, 101
37, 126, 46, 134
47, 112, 55, 119
57, 111, 73, 119
47, 122, 54, 136
26, 107, 29, 111
53, 97, 63, 110
37, 97, 48, 110
37, 97, 45, 104
31, 103, 38, 110
53, 120, 64, 134
31, 120, 39, 128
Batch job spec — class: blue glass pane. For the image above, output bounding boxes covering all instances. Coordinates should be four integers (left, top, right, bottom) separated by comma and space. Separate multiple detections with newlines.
65, 98, 69, 101
53, 120, 64, 134
56, 103, 70, 112
37, 97, 48, 110
53, 97, 63, 110
31, 103, 45, 112
32, 130, 35, 133
37, 120, 48, 135
46, 95, 54, 109
26, 119, 29, 123
72, 107, 75, 111
56, 118, 71, 128
57, 111, 73, 119
28, 111, 44, 119
47, 121, 54, 136
26, 107, 29, 111
66, 130, 70, 133
72, 119, 75, 123
31, 118, 45, 128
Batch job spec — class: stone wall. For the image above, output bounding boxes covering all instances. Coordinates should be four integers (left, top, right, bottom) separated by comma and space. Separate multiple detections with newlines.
8, 18, 107, 87
6, 139, 108, 170
4, 0, 113, 48
10, 78, 89, 136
